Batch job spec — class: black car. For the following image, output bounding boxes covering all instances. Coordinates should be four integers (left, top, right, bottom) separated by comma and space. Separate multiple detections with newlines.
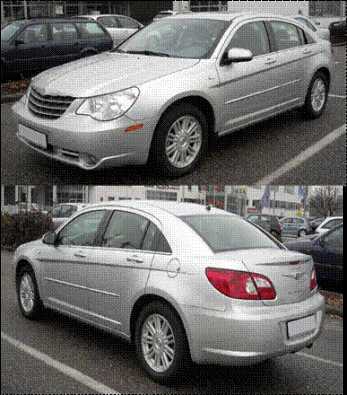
329, 20, 347, 44
246, 214, 282, 241
285, 224, 343, 293
1, 18, 113, 80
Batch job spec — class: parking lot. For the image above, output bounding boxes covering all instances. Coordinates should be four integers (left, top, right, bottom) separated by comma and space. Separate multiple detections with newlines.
1, 250, 343, 394
1, 46, 346, 185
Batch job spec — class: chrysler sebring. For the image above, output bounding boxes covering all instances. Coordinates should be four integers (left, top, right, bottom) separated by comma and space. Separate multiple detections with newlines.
12, 13, 334, 176
14, 201, 325, 383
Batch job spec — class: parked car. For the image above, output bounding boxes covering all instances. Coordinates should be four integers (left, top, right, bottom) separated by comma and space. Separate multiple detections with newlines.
48, 203, 91, 230
14, 200, 324, 383
1, 18, 113, 80
246, 214, 282, 241
315, 216, 343, 235
280, 216, 313, 238
77, 14, 143, 46
329, 20, 346, 44
292, 15, 330, 41
285, 224, 343, 292
12, 13, 334, 176
153, 10, 192, 22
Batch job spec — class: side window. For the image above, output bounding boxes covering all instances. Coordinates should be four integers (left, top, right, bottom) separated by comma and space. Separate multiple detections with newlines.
58, 210, 106, 247
98, 16, 119, 28
323, 227, 343, 253
51, 23, 78, 42
324, 219, 342, 230
17, 24, 48, 43
51, 206, 61, 218
247, 215, 259, 223
228, 21, 270, 57
270, 21, 302, 50
102, 211, 149, 249
142, 223, 172, 253
76, 22, 107, 39
60, 205, 77, 218
304, 31, 316, 44
117, 16, 140, 29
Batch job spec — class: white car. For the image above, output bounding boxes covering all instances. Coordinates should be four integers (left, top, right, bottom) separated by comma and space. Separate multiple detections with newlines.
79, 14, 143, 46
292, 15, 330, 41
315, 216, 343, 235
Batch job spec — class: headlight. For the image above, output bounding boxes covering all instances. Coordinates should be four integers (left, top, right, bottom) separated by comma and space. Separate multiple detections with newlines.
76, 87, 140, 121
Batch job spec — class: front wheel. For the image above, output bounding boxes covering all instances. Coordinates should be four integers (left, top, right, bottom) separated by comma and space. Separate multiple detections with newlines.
16, 266, 43, 319
150, 103, 208, 177
303, 72, 329, 119
135, 301, 190, 384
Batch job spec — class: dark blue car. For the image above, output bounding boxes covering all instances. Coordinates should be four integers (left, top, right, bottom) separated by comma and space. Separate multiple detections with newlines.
1, 18, 113, 80
285, 224, 343, 293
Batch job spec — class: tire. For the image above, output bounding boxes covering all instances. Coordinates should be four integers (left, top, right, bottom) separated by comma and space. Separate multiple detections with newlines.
134, 301, 190, 384
150, 103, 208, 177
303, 71, 329, 119
16, 265, 44, 320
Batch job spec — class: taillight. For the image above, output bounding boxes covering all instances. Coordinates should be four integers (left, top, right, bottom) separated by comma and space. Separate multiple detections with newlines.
205, 268, 276, 300
310, 268, 318, 291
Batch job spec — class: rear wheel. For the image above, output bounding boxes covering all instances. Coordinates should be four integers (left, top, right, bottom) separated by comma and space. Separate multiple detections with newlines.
303, 72, 329, 119
135, 301, 190, 384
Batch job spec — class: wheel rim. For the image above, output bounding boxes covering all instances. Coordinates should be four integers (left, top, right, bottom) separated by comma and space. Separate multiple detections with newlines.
311, 78, 326, 113
141, 313, 175, 373
165, 115, 202, 169
19, 274, 35, 313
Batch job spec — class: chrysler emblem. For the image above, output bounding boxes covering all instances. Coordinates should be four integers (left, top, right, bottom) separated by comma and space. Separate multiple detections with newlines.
283, 272, 306, 280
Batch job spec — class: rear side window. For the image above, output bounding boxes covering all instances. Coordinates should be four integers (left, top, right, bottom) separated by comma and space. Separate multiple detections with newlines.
102, 211, 149, 249
51, 23, 78, 42
98, 16, 119, 28
228, 21, 270, 57
76, 22, 107, 39
270, 21, 302, 50
17, 24, 48, 43
142, 223, 172, 253
180, 215, 280, 252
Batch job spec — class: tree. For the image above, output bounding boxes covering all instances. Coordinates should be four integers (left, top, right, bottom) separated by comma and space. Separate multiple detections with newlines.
308, 186, 340, 217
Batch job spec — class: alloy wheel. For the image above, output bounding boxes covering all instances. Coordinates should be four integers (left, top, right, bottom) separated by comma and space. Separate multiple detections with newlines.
311, 78, 326, 113
19, 273, 35, 313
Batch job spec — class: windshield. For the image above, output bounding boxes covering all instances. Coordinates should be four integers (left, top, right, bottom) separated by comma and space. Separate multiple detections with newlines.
1, 21, 25, 41
115, 18, 230, 59
181, 215, 281, 252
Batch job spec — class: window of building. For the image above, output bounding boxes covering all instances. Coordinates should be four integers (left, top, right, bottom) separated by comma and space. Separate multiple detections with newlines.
309, 1, 342, 17
4, 185, 16, 205
190, 1, 228, 12
146, 190, 177, 201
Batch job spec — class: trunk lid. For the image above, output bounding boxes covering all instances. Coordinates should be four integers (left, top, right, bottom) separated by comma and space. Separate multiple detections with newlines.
216, 248, 313, 305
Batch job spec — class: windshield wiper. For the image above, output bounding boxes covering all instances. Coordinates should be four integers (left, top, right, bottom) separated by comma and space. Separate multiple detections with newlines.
123, 50, 171, 57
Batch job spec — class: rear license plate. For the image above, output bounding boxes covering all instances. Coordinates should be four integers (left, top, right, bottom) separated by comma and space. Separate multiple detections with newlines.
287, 315, 316, 338
18, 124, 47, 149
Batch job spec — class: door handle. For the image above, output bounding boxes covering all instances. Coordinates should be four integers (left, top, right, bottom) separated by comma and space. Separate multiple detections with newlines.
265, 58, 277, 65
74, 251, 87, 258
126, 256, 144, 264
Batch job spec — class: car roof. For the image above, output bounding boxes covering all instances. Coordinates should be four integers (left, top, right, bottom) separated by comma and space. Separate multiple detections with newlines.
11, 17, 95, 24
80, 200, 234, 218
79, 14, 131, 18
168, 12, 299, 22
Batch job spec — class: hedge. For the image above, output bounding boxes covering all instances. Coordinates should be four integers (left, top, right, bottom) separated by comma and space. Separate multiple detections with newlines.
1, 212, 53, 250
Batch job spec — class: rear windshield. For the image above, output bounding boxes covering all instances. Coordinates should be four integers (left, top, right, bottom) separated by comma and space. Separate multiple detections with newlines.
181, 215, 281, 252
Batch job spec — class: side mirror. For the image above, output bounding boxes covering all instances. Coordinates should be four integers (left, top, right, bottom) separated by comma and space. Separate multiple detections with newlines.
15, 39, 25, 46
43, 231, 58, 245
222, 48, 253, 65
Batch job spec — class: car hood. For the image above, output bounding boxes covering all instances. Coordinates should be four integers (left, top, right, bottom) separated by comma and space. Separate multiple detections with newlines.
31, 51, 200, 98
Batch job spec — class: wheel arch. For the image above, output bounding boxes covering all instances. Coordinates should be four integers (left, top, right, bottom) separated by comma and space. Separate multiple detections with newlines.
314, 67, 331, 88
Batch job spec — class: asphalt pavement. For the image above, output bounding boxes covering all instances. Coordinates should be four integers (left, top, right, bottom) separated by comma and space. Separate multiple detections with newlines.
1, 250, 343, 394
1, 47, 346, 185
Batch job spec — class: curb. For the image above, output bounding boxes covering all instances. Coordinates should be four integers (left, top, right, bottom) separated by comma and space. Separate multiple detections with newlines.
1, 93, 23, 104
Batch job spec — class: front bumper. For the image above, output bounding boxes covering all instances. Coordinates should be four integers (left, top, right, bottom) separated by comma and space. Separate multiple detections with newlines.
12, 99, 157, 170
184, 292, 325, 365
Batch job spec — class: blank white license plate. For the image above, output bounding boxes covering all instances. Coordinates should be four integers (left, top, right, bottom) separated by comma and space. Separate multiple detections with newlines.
18, 124, 47, 149
287, 315, 316, 338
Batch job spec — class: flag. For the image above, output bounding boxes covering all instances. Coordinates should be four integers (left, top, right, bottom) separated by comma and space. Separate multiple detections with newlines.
260, 185, 271, 209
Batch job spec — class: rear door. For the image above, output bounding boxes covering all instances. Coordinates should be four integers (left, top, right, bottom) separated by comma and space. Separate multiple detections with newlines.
75, 20, 113, 52
86, 209, 154, 331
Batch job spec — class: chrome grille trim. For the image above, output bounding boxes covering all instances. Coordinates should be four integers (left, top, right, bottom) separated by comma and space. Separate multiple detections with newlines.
28, 87, 74, 119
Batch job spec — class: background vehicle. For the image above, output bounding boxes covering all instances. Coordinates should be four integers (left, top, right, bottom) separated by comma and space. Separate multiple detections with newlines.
78, 14, 143, 46
329, 20, 347, 44
14, 201, 324, 383
1, 18, 113, 80
280, 216, 313, 238
246, 214, 282, 241
309, 217, 326, 231
292, 15, 330, 41
153, 10, 192, 22
285, 224, 343, 292
49, 203, 91, 229
315, 216, 343, 235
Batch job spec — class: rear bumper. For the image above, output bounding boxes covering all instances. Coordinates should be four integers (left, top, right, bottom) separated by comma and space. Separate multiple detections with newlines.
183, 292, 325, 365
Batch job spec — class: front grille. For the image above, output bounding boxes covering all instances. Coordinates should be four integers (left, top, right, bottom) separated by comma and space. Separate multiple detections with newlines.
28, 87, 74, 120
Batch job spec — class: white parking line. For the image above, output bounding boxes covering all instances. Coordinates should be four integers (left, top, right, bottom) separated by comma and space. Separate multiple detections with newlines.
297, 351, 343, 368
257, 124, 346, 185
1, 332, 120, 395
329, 94, 347, 99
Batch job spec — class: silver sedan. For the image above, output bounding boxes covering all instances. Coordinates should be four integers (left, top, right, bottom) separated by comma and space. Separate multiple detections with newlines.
12, 12, 334, 176
14, 201, 325, 383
